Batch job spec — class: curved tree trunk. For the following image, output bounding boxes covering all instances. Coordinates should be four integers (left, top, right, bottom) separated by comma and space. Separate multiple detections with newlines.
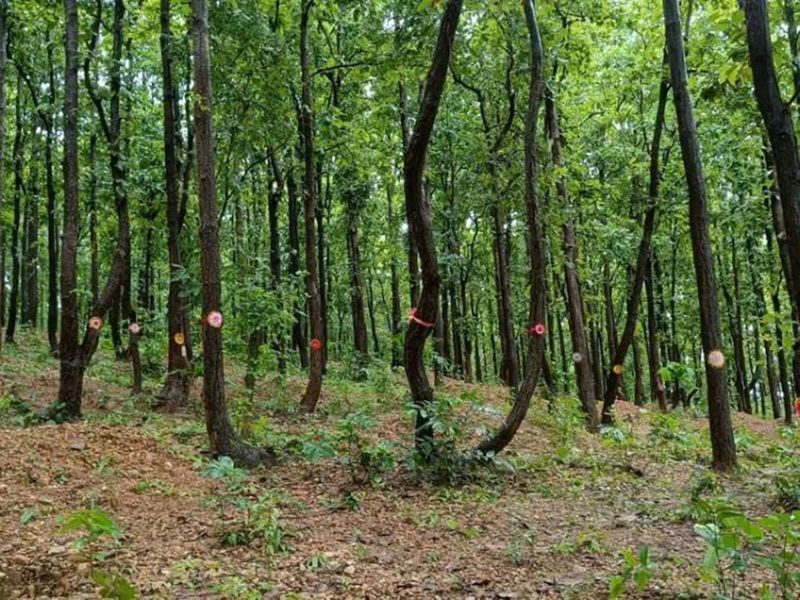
404, 0, 463, 453
477, 0, 546, 454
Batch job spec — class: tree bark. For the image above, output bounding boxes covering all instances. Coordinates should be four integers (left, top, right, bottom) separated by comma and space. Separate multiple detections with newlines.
664, 0, 737, 471
741, 0, 800, 401
404, 0, 463, 452
6, 74, 23, 344
57, 0, 84, 420
191, 0, 270, 466
287, 167, 308, 368
645, 256, 667, 410
23, 165, 38, 327
546, 94, 598, 429
299, 0, 324, 412
268, 153, 286, 373
477, 0, 547, 453
0, 2, 7, 350
156, 0, 192, 408
388, 183, 403, 367
343, 170, 369, 370
602, 69, 668, 422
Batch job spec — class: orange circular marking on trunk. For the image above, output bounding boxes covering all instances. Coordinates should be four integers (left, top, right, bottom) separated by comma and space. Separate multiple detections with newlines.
173, 332, 185, 345
612, 364, 623, 375
88, 316, 103, 331
310, 338, 323, 352
707, 349, 725, 369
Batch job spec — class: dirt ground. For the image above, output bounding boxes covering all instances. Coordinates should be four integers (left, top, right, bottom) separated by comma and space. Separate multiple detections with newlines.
0, 335, 791, 599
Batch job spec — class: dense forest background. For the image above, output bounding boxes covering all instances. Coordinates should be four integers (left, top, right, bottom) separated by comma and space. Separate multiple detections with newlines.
5, 0, 799, 451
3, 0, 800, 596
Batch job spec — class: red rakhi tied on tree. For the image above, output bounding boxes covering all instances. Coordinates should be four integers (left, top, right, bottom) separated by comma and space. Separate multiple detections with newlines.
526, 323, 546, 336
408, 308, 435, 329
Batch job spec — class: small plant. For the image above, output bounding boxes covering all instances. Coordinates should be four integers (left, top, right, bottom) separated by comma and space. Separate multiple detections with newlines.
20, 507, 39, 525
58, 508, 122, 549
336, 412, 396, 485
775, 474, 800, 511
608, 546, 658, 599
91, 571, 137, 600
95, 456, 116, 477
57, 509, 136, 599
504, 540, 527, 566
132, 479, 175, 496
693, 498, 753, 598
691, 499, 800, 599
304, 553, 330, 571
221, 494, 290, 555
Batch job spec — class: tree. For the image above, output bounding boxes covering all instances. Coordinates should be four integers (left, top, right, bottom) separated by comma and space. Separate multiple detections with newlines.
546, 93, 598, 430
601, 57, 669, 423
663, 0, 736, 471
740, 0, 800, 401
404, 0, 463, 453
157, 0, 192, 409
191, 0, 271, 466
298, 0, 325, 412
477, 0, 546, 455
57, 0, 84, 419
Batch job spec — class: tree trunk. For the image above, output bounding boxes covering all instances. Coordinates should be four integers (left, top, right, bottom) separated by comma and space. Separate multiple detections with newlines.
23, 164, 38, 327
400, 81, 420, 308
546, 94, 598, 429
388, 183, 403, 368
664, 0, 737, 471
299, 0, 324, 412
268, 154, 286, 373
602, 69, 668, 421
287, 168, 308, 368
156, 0, 191, 408
646, 256, 667, 410
6, 75, 23, 344
190, 0, 269, 466
632, 329, 645, 406
343, 172, 369, 370
404, 0, 463, 453
477, 0, 547, 453
0, 2, 7, 350
89, 133, 99, 304
57, 0, 84, 420
741, 0, 800, 401
764, 185, 794, 422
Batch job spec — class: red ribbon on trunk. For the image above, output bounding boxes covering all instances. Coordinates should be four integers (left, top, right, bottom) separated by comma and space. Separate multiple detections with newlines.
408, 308, 435, 329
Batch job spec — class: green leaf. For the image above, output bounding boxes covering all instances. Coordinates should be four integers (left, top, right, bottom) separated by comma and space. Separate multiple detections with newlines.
608, 575, 625, 599
91, 570, 137, 599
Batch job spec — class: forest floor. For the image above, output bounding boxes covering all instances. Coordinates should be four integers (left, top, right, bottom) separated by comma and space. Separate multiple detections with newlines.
0, 330, 798, 599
